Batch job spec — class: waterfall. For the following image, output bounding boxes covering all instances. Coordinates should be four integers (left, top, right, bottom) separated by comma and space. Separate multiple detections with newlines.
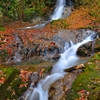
31, 0, 67, 29
51, 0, 66, 20
24, 30, 98, 100
20, 0, 72, 29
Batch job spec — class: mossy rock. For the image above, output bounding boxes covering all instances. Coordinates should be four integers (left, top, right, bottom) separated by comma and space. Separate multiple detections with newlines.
0, 67, 28, 100
66, 52, 100, 100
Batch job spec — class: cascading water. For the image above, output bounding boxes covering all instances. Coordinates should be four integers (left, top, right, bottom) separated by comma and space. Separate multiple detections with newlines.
52, 30, 98, 74
51, 0, 66, 20
20, 0, 71, 29
23, 30, 98, 100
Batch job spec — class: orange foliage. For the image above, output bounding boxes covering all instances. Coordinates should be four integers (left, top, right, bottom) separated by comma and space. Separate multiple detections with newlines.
66, 7, 96, 29
19, 70, 32, 82
0, 77, 5, 84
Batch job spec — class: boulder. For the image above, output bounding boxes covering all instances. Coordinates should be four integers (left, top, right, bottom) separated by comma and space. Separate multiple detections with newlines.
52, 29, 97, 54
62, 6, 72, 19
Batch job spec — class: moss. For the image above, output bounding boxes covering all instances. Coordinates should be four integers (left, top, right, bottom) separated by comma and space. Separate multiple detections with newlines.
0, 50, 8, 62
43, 66, 52, 74
50, 19, 69, 29
0, 67, 28, 100
82, 25, 94, 30
0, 68, 19, 99
5, 74, 27, 99
0, 26, 6, 31
89, 87, 100, 100
66, 52, 100, 100
90, 52, 100, 62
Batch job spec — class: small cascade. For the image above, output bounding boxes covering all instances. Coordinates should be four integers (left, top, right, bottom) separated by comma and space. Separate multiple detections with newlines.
7, 33, 24, 63
23, 30, 98, 100
51, 0, 66, 20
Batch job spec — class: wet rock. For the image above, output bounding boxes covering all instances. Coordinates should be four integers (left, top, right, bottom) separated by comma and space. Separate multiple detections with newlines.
52, 54, 60, 60
49, 69, 82, 100
30, 72, 40, 84
77, 44, 92, 57
75, 64, 85, 69
42, 42, 60, 61
62, 6, 72, 19
52, 29, 97, 54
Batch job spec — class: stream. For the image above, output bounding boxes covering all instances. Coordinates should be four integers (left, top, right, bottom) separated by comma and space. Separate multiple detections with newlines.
19, 31, 98, 100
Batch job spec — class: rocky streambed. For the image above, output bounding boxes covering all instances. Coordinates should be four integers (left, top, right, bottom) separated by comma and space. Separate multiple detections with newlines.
6, 29, 99, 64
0, 29, 100, 100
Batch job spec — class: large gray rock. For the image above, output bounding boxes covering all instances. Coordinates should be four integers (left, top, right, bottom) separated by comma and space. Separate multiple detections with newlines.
62, 7, 72, 19
52, 29, 96, 53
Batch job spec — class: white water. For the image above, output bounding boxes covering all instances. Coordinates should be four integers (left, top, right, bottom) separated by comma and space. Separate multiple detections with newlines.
52, 30, 97, 73
51, 0, 66, 20
26, 30, 98, 100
